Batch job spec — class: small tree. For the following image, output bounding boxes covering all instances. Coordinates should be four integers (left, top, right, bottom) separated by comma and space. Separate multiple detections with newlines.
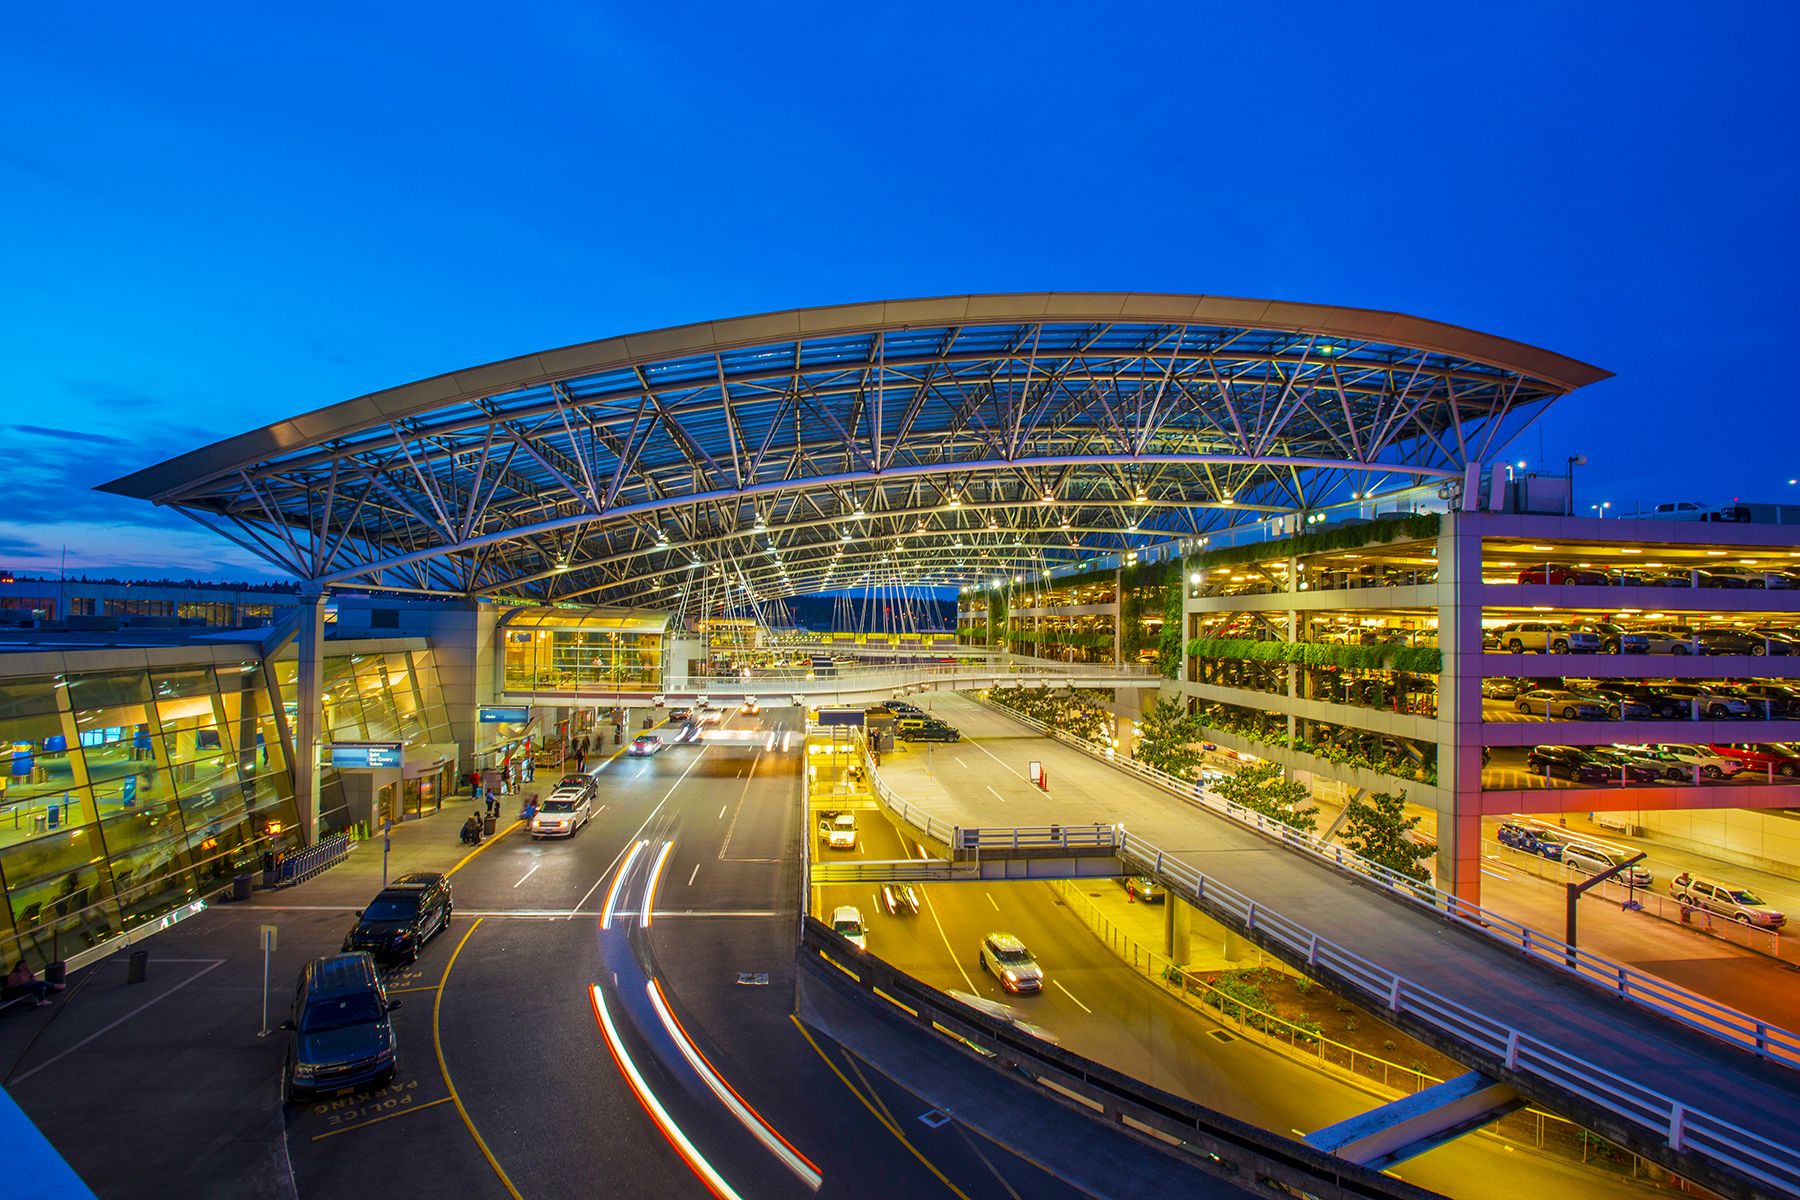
1340, 788, 1435, 882
1134, 696, 1201, 779
1215, 761, 1318, 834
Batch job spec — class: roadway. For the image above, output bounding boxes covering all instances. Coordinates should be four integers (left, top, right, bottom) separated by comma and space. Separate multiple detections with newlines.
812, 809, 1667, 1200
2, 705, 1165, 1200
876, 692, 1800, 1158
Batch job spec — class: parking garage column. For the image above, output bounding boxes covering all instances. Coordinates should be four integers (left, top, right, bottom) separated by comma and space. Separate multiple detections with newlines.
293, 589, 326, 844
1434, 515, 1485, 904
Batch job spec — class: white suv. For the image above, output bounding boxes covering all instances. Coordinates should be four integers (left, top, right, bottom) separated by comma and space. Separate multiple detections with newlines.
830, 905, 867, 949
978, 932, 1044, 994
1670, 872, 1786, 928
1493, 622, 1601, 654
824, 813, 858, 850
531, 785, 594, 838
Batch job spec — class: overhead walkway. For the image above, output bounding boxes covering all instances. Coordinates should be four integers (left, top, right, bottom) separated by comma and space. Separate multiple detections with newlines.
505, 654, 1157, 707
866, 692, 1800, 1200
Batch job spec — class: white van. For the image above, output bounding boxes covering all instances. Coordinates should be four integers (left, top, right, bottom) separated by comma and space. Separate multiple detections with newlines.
830, 905, 867, 949
1562, 842, 1653, 888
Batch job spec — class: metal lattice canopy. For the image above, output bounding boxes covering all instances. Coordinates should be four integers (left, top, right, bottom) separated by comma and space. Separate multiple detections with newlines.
101, 293, 1608, 607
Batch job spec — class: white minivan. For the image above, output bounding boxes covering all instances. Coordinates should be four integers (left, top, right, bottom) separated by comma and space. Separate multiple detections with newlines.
830, 905, 867, 950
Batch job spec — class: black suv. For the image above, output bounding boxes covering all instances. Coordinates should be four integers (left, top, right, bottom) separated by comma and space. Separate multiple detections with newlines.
283, 953, 399, 1100
901, 722, 962, 743
343, 872, 453, 963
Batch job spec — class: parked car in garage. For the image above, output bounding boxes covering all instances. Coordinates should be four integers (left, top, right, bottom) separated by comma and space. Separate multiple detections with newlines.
1711, 743, 1800, 777
1517, 565, 1610, 586
1579, 622, 1648, 654
1583, 747, 1666, 783
1492, 622, 1601, 654
1481, 677, 1529, 701
1660, 685, 1752, 719
1525, 745, 1613, 783
1514, 689, 1608, 720
1645, 743, 1744, 779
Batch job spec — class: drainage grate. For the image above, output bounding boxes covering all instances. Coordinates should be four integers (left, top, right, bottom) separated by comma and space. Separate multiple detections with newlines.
1208, 1030, 1237, 1043
735, 972, 770, 986
918, 1109, 953, 1129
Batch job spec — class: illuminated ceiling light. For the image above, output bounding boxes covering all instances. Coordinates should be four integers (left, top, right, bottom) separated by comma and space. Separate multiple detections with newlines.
1220, 494, 1235, 505
1040, 491, 1054, 503
752, 515, 766, 531
1059, 519, 1071, 530
1134, 490, 1147, 504
946, 492, 962, 509
852, 504, 867, 519
554, 562, 570, 572
1189, 572, 1202, 584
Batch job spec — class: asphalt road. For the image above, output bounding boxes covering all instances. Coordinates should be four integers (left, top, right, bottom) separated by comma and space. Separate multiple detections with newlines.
874, 692, 1800, 1163
812, 806, 1664, 1200
283, 706, 1105, 1200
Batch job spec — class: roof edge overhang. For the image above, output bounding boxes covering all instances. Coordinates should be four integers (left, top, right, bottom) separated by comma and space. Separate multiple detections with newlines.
98, 291, 1611, 503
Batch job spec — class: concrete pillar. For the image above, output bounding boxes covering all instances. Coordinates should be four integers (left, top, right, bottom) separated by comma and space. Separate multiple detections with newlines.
293, 591, 326, 844
1164, 894, 1195, 963
1433, 514, 1484, 904
1223, 928, 1247, 963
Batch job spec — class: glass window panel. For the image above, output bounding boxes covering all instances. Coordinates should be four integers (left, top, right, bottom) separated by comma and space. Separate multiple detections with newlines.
152, 667, 218, 702
0, 825, 119, 964
0, 675, 68, 721
1, 710, 80, 809
65, 670, 151, 713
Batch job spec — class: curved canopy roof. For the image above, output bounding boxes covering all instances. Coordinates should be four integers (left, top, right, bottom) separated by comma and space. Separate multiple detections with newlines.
101, 292, 1608, 609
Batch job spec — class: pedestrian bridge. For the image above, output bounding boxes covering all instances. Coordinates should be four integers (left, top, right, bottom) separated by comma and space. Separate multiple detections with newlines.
503, 654, 1157, 707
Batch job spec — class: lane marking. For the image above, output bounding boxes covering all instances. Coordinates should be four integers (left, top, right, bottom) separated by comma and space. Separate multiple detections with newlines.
10, 959, 226, 1085
919, 886, 977, 993
387, 983, 443, 994
1052, 980, 1091, 1014
512, 863, 541, 889
310, 1095, 454, 1141
985, 786, 1007, 806
984, 893, 999, 912
953, 756, 968, 769
964, 735, 1031, 785
446, 819, 523, 877
788, 1017, 972, 1200
687, 863, 701, 887
719, 805, 728, 820
430, 918, 523, 1200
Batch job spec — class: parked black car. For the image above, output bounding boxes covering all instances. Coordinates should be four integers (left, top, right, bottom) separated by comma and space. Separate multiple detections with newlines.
901, 722, 962, 743
343, 872, 454, 963
283, 952, 399, 1100
1526, 745, 1613, 783
1654, 626, 1763, 656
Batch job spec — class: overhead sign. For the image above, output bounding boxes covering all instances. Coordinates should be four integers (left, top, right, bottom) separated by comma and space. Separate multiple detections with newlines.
328, 743, 404, 769
479, 705, 532, 724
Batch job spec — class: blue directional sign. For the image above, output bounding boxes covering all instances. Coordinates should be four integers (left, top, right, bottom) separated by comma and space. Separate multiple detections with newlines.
479, 705, 532, 724
328, 743, 404, 769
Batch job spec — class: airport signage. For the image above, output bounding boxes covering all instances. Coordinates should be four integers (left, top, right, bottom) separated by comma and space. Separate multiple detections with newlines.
478, 705, 532, 724
328, 742, 404, 769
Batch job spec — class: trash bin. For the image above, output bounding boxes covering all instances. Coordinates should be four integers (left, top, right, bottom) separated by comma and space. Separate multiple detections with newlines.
44, 961, 66, 988
127, 949, 149, 984
483, 815, 497, 837
233, 872, 254, 902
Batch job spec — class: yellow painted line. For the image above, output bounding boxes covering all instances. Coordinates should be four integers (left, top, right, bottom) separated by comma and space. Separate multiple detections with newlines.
387, 984, 443, 995
309, 1095, 454, 1141
432, 918, 524, 1200
446, 820, 524, 878
788, 1015, 971, 1200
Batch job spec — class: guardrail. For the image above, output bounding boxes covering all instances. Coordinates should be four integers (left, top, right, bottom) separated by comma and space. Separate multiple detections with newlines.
799, 917, 1439, 1200
979, 697, 1800, 1072
277, 832, 351, 886
952, 824, 1118, 852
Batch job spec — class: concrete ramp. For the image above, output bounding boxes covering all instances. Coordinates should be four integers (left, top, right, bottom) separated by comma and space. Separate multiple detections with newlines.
1305, 1072, 1523, 1172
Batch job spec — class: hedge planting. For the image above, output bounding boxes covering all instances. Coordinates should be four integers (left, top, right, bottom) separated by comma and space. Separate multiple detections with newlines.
1186, 636, 1440, 675
1191, 513, 1440, 571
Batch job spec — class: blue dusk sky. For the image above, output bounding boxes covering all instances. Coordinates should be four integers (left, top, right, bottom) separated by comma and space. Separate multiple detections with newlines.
1, 3, 1795, 580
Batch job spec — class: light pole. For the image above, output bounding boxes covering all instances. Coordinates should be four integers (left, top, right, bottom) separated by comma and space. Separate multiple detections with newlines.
1589, 501, 1611, 518
1567, 454, 1588, 513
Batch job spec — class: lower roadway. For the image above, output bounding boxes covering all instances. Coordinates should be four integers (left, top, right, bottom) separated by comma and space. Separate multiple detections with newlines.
814, 806, 1661, 1200
876, 692, 1800, 1159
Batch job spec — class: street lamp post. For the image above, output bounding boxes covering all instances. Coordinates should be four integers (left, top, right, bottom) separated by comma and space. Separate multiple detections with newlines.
1567, 454, 1588, 513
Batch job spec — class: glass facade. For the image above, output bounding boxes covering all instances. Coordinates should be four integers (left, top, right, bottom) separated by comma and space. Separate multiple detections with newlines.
1, 658, 297, 971
502, 608, 670, 693
271, 645, 453, 834
0, 639, 456, 969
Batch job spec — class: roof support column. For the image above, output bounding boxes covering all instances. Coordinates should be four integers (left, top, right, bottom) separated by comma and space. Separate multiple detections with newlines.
1433, 515, 1483, 906
293, 590, 326, 845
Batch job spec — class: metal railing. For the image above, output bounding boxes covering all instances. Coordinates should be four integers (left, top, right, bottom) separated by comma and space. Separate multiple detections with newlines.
1047, 880, 1661, 1181
856, 699, 1800, 1195
952, 824, 1118, 852
277, 832, 352, 886
979, 697, 1800, 1072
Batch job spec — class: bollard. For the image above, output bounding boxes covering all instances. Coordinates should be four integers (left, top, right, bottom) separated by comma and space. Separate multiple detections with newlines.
127, 949, 149, 984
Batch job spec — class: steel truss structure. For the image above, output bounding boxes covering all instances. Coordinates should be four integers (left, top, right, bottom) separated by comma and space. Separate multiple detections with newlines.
103, 294, 1608, 606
